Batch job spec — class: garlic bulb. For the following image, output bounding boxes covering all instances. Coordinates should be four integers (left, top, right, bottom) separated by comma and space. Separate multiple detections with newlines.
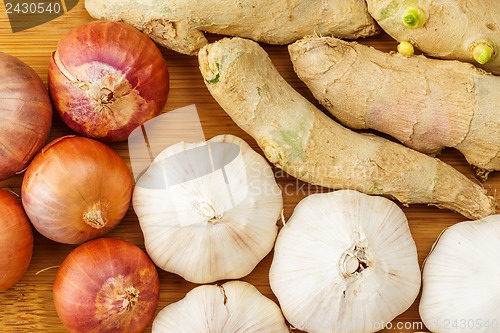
420, 215, 500, 333
152, 281, 289, 332
133, 134, 283, 283
269, 190, 421, 333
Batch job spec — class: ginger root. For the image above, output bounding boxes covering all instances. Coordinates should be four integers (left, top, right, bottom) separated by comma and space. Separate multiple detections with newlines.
365, 0, 500, 74
85, 0, 379, 55
199, 37, 495, 220
289, 37, 500, 178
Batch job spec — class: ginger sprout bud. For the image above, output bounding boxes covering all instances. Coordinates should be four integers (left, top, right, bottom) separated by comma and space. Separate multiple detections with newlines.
472, 43, 495, 64
403, 6, 426, 29
398, 41, 415, 56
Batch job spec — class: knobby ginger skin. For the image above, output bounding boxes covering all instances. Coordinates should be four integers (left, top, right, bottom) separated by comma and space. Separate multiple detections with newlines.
84, 0, 378, 56
288, 37, 500, 177
365, 0, 500, 74
198, 37, 495, 220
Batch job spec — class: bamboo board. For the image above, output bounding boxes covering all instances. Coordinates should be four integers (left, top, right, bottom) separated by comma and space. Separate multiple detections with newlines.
0, 2, 498, 332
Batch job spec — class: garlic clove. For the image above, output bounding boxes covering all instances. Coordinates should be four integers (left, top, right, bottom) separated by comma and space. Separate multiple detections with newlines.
269, 190, 421, 333
419, 215, 500, 333
133, 134, 283, 283
152, 281, 289, 332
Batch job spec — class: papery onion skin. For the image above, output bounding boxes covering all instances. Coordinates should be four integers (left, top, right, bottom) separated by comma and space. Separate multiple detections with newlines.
0, 189, 33, 292
21, 136, 133, 244
0, 51, 52, 180
54, 238, 160, 333
48, 21, 169, 142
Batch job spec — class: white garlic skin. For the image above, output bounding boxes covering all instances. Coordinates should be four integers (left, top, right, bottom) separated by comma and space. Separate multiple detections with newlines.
152, 281, 289, 332
420, 215, 500, 333
133, 134, 283, 283
269, 190, 421, 333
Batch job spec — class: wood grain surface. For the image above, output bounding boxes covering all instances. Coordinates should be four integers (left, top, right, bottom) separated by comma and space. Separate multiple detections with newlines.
0, 2, 498, 332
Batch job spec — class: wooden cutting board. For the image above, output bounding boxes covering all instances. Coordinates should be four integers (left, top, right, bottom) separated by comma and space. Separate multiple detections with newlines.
0, 2, 498, 332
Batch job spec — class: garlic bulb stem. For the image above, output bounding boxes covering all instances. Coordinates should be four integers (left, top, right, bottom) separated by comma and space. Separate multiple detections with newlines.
339, 231, 369, 277
195, 200, 223, 223
344, 256, 360, 275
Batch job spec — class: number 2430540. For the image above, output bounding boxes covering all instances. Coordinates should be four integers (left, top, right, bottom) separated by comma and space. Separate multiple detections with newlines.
5, 2, 62, 14
442, 319, 498, 330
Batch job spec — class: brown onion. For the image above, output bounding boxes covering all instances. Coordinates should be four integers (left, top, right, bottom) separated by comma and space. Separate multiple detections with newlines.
48, 21, 169, 142
54, 238, 160, 332
22, 136, 133, 244
0, 51, 52, 180
0, 189, 33, 292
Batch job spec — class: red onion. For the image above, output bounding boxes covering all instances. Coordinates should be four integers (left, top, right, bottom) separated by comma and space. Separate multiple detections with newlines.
54, 238, 160, 332
0, 51, 52, 180
0, 189, 33, 292
48, 21, 170, 142
22, 136, 133, 244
